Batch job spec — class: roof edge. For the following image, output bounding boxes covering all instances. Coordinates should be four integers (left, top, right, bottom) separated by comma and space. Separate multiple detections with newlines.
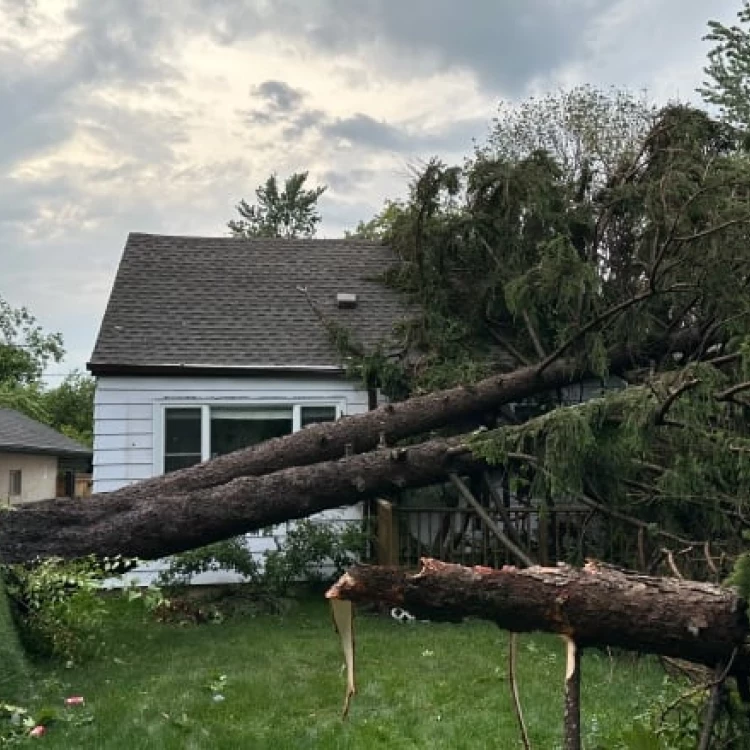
86, 362, 348, 378
127, 231, 387, 245
0, 444, 92, 458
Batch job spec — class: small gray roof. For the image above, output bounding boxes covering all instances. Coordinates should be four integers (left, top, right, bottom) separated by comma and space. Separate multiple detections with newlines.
88, 233, 410, 373
0, 409, 92, 457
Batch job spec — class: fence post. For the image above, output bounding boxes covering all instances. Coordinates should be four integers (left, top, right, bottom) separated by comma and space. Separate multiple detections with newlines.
376, 499, 399, 566
538, 508, 550, 566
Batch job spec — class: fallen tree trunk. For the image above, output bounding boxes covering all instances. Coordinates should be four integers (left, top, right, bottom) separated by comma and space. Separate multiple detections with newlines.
91, 327, 711, 504
326, 558, 750, 673
0, 435, 487, 562
0, 327, 716, 563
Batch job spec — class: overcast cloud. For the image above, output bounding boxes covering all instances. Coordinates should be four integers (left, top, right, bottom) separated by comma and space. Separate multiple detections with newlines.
0, 0, 740, 377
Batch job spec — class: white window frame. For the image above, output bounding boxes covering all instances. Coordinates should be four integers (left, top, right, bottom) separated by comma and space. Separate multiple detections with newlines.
153, 399, 345, 475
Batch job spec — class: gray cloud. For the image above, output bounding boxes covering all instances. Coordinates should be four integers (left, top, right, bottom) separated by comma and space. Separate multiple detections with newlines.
190, 0, 620, 95
320, 169, 378, 194
253, 80, 306, 112
240, 80, 321, 132
0, 0, 186, 171
324, 114, 407, 150
322, 113, 487, 156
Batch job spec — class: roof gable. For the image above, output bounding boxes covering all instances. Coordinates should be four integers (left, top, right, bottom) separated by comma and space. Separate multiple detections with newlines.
88, 233, 409, 373
0, 409, 91, 457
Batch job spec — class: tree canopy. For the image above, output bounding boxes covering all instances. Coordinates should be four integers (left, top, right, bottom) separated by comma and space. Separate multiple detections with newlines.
0, 298, 63, 387
228, 171, 327, 239
700, 0, 750, 127
0, 297, 93, 446
337, 87, 750, 573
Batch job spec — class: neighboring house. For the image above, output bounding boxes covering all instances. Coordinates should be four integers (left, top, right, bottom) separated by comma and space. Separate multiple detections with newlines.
0, 408, 92, 505
87, 233, 409, 583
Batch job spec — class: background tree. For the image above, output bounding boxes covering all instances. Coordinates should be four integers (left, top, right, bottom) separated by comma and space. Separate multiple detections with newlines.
700, 0, 750, 127
228, 171, 327, 239
0, 298, 63, 386
0, 298, 93, 445
345, 199, 408, 241
41, 373, 95, 447
0, 297, 64, 420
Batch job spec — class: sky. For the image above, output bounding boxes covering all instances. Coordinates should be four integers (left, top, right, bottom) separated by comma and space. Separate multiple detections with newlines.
0, 0, 741, 379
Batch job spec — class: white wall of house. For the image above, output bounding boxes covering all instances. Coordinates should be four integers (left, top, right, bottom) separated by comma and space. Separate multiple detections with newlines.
0, 452, 57, 505
93, 374, 369, 585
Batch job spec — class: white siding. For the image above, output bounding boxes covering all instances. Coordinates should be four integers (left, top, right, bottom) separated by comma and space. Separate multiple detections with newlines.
93, 374, 368, 585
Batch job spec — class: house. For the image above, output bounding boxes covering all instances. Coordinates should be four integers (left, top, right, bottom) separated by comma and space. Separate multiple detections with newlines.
87, 232, 409, 582
0, 408, 92, 504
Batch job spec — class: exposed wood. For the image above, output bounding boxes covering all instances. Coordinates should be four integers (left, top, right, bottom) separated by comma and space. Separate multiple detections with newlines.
563, 637, 581, 750
325, 558, 750, 673
508, 632, 531, 750
330, 599, 356, 719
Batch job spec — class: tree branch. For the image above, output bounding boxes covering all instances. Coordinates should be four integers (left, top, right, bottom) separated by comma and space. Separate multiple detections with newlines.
522, 310, 547, 360
449, 473, 535, 567
716, 381, 750, 402
654, 377, 702, 425
537, 289, 655, 376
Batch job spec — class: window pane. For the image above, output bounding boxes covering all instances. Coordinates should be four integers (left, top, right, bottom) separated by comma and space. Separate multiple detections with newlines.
300, 406, 337, 428
165, 408, 202, 454
164, 408, 202, 473
9, 470, 21, 496
211, 406, 292, 457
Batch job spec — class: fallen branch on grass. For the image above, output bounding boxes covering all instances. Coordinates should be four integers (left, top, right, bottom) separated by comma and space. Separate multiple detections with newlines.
326, 558, 750, 673
326, 558, 750, 748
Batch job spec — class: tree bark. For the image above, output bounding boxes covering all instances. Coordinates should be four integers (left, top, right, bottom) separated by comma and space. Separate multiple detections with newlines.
88, 327, 711, 504
0, 435, 488, 563
0, 327, 714, 564
325, 558, 750, 673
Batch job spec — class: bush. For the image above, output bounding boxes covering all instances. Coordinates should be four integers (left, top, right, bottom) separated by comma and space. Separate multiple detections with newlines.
2, 556, 145, 663
0, 573, 30, 704
159, 520, 370, 598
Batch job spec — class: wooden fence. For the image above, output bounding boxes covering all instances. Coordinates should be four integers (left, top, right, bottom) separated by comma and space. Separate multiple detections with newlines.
55, 472, 93, 499
376, 499, 638, 569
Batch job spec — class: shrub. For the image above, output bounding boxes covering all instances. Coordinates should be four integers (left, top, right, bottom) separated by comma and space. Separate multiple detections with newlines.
2, 556, 145, 663
0, 573, 30, 704
159, 520, 370, 598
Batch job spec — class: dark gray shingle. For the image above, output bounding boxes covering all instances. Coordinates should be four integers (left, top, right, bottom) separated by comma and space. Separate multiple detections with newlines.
0, 409, 91, 457
88, 233, 410, 372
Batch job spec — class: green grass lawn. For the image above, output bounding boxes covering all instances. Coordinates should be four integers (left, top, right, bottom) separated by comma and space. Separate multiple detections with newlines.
22, 593, 680, 749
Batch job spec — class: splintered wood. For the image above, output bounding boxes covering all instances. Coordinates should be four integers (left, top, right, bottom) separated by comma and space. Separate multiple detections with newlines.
329, 597, 356, 719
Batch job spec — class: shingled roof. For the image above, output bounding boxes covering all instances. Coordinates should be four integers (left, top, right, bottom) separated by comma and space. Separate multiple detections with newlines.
88, 233, 411, 375
0, 409, 92, 457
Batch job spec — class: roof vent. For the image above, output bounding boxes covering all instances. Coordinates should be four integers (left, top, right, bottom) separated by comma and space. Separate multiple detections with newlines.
336, 293, 358, 309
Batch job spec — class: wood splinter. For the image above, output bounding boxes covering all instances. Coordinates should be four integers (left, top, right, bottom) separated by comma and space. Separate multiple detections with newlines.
329, 596, 356, 719
563, 636, 582, 750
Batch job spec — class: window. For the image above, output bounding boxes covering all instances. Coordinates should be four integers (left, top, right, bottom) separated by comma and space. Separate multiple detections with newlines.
162, 403, 340, 473
164, 408, 202, 473
8, 470, 22, 497
300, 405, 337, 428
210, 407, 293, 458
